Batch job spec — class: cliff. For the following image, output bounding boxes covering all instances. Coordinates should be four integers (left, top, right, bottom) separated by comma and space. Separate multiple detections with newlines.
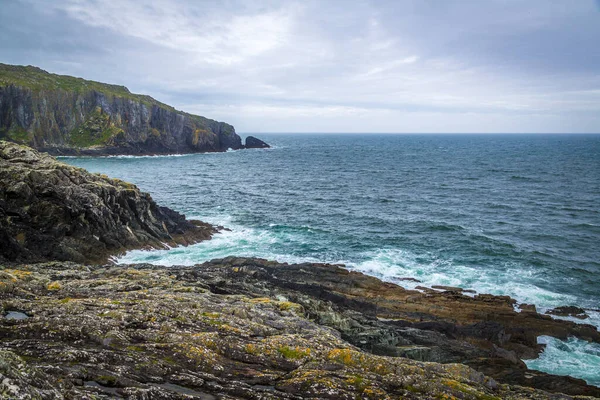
0, 63, 266, 155
0, 141, 216, 264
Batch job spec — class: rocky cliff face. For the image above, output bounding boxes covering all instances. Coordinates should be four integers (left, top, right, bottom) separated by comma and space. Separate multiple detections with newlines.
0, 64, 263, 155
0, 141, 216, 264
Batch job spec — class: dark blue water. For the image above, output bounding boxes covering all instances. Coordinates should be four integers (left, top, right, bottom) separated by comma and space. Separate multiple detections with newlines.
62, 133, 600, 384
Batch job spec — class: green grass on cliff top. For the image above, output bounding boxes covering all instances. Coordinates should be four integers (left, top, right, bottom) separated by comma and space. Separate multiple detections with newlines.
0, 63, 170, 108
0, 63, 233, 132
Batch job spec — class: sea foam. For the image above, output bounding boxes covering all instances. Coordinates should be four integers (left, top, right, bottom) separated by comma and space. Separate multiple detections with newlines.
524, 336, 600, 386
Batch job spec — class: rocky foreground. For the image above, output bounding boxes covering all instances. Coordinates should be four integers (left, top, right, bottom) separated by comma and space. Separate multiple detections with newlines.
0, 141, 216, 264
0, 258, 599, 399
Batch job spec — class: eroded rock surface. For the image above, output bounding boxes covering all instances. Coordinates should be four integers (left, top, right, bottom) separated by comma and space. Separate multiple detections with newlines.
0, 141, 216, 263
1, 259, 599, 399
547, 306, 589, 320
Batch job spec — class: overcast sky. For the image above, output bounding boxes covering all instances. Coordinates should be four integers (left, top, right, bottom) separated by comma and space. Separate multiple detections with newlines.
1, 0, 599, 133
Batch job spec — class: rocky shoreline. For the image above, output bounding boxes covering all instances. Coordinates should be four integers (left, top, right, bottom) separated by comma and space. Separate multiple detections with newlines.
36, 135, 270, 157
1, 258, 599, 399
0, 141, 217, 264
1, 141, 599, 399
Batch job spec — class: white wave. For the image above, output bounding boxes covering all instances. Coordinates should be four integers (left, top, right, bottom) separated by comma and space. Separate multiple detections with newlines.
58, 153, 195, 159
350, 248, 466, 290
347, 248, 599, 330
524, 336, 600, 387
117, 216, 326, 267
117, 221, 597, 332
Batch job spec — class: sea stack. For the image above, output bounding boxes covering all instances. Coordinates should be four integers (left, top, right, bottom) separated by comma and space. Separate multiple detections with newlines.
245, 136, 271, 149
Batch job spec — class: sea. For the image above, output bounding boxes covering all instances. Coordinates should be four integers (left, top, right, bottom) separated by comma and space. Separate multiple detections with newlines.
61, 133, 600, 386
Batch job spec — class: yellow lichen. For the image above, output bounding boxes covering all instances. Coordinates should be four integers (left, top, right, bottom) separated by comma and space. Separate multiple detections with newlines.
15, 232, 26, 244
47, 281, 62, 291
248, 297, 272, 304
3, 269, 32, 281
362, 386, 389, 399
441, 379, 501, 400
190, 332, 219, 350
277, 301, 303, 312
245, 343, 259, 355
277, 346, 311, 360
327, 348, 356, 366
218, 323, 243, 334
175, 343, 222, 371
326, 349, 392, 375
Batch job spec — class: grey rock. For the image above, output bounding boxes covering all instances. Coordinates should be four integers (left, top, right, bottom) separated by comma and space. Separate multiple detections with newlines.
245, 136, 270, 149
0, 141, 216, 263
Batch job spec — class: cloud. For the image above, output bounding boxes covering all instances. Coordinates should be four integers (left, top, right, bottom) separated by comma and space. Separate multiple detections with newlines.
1, 0, 599, 132
361, 56, 420, 77
182, 101, 599, 134
53, 0, 295, 65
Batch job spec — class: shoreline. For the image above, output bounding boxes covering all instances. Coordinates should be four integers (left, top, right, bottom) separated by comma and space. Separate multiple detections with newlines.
116, 224, 600, 331
2, 258, 600, 398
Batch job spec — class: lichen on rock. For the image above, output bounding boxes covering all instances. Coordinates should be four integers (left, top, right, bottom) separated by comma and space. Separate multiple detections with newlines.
0, 260, 598, 399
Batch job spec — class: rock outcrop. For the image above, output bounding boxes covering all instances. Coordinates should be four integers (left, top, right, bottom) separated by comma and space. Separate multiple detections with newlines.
0, 63, 268, 155
1, 259, 598, 399
199, 258, 600, 397
0, 141, 216, 264
245, 135, 271, 149
547, 306, 589, 319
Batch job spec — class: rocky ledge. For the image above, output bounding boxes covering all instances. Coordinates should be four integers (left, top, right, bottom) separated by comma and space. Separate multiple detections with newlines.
0, 141, 216, 264
1, 258, 599, 399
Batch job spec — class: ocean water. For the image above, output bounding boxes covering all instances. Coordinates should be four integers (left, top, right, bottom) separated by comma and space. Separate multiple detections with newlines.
62, 133, 600, 385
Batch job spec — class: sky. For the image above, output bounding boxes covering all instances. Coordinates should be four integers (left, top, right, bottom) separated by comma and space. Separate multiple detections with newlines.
1, 0, 599, 133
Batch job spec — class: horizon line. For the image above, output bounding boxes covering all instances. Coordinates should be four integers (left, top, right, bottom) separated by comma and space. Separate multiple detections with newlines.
238, 132, 600, 135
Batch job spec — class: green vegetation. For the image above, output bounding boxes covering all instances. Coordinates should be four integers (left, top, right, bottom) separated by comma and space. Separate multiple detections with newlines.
346, 374, 366, 391
95, 375, 118, 386
0, 63, 169, 109
277, 345, 311, 359
0, 63, 231, 127
0, 63, 235, 150
0, 126, 30, 143
69, 107, 123, 147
